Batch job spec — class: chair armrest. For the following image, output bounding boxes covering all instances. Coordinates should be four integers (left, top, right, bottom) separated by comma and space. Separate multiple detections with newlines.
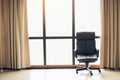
96, 50, 99, 57
74, 50, 77, 58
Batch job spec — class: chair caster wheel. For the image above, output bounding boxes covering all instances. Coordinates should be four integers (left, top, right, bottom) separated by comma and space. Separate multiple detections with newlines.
76, 71, 78, 74
98, 69, 101, 73
90, 71, 93, 75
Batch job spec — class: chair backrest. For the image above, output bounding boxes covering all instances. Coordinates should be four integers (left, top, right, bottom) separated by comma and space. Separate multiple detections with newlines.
76, 32, 96, 55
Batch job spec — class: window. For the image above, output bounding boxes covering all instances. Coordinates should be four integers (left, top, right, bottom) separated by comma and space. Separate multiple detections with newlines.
45, 0, 72, 65
27, 0, 43, 65
27, 0, 101, 66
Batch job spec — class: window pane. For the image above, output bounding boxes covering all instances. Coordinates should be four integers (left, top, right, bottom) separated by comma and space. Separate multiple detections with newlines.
75, 0, 101, 36
27, 0, 43, 37
45, 0, 72, 36
46, 39, 72, 65
29, 40, 43, 65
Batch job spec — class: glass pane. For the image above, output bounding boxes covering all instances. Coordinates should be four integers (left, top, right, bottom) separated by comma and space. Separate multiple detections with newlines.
75, 0, 101, 36
46, 39, 72, 65
46, 0, 72, 36
29, 40, 43, 65
27, 0, 43, 37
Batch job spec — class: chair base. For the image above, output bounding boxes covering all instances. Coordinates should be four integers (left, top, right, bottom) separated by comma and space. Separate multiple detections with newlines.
76, 67, 101, 75
76, 62, 101, 75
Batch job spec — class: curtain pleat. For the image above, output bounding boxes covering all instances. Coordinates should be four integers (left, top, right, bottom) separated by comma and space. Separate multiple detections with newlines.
0, 0, 2, 69
0, 0, 30, 69
101, 0, 120, 69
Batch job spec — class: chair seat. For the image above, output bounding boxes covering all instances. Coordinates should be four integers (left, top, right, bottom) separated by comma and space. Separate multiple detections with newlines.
77, 54, 97, 62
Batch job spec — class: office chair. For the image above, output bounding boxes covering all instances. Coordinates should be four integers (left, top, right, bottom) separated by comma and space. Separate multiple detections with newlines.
75, 32, 101, 75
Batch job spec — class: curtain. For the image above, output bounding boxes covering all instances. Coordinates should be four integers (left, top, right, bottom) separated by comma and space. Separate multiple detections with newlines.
0, 0, 30, 69
0, 0, 2, 70
100, 0, 120, 69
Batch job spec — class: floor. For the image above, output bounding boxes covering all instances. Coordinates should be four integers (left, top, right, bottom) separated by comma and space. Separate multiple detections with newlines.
0, 69, 120, 80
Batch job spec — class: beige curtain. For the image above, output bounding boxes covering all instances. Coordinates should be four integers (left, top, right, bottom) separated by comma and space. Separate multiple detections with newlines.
0, 0, 2, 70
0, 0, 30, 69
101, 0, 120, 69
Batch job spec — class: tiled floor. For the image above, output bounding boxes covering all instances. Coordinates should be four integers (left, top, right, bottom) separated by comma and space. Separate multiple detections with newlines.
0, 69, 120, 80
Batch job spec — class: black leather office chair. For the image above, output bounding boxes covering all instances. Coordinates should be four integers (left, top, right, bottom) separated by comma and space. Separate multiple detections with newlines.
75, 32, 101, 75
